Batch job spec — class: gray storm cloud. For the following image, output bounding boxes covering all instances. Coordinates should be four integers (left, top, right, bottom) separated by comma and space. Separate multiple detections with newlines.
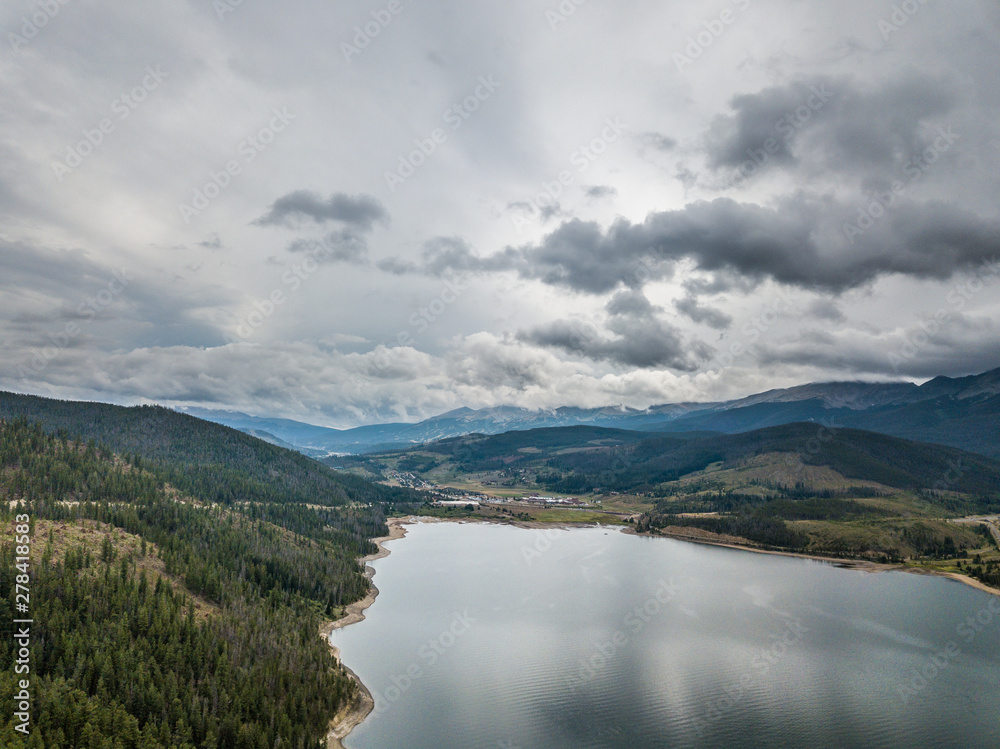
382, 196, 999, 294
518, 291, 712, 371
254, 191, 388, 230
2, 0, 999, 423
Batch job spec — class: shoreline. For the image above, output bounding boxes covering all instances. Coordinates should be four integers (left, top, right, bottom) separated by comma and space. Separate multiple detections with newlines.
414, 514, 998, 598
319, 513, 997, 746
318, 514, 594, 747
628, 524, 1000, 597
321, 516, 410, 749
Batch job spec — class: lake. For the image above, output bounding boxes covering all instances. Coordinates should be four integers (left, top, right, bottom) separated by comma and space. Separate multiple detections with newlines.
329, 521, 1000, 749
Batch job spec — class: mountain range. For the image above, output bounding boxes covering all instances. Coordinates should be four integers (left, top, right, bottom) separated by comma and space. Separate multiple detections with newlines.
178, 366, 1000, 458
391, 421, 1000, 498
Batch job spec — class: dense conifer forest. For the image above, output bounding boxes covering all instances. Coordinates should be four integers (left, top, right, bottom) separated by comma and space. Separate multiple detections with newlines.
0, 392, 422, 508
0, 415, 424, 748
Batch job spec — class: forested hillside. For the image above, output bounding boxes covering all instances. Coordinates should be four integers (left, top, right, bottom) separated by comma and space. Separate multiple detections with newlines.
0, 391, 422, 508
0, 417, 424, 748
360, 421, 1000, 498
538, 423, 1000, 496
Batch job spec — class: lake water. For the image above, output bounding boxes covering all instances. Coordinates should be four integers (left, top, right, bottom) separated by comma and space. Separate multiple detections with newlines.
329, 521, 1000, 749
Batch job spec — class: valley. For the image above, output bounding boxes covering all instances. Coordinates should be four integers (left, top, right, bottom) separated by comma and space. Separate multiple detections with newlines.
2, 380, 999, 749
190, 366, 1000, 458
329, 421, 1000, 592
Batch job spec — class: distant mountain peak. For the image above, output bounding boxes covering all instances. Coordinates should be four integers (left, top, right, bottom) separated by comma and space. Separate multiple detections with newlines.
119, 363, 1000, 457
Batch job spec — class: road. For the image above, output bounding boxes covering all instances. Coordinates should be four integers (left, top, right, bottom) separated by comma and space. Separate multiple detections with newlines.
952, 515, 1000, 548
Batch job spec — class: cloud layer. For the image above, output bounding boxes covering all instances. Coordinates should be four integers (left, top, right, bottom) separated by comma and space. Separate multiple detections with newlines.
1, 0, 999, 425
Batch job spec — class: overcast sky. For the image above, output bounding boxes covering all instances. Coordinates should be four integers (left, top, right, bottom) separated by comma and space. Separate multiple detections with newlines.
2, 0, 999, 427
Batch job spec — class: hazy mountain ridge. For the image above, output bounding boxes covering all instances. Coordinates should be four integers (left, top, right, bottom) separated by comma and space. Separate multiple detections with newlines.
181, 366, 1000, 457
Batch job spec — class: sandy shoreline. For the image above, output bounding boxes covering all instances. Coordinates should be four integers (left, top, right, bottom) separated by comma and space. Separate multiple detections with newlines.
321, 516, 410, 749
630, 525, 1000, 597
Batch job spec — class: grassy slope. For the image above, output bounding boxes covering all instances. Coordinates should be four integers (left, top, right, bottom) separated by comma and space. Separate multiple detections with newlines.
362, 421, 1000, 498
554, 422, 1000, 495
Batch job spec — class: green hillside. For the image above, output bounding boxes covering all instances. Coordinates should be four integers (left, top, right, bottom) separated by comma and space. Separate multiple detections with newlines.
617, 425, 1000, 574
0, 416, 412, 748
337, 425, 715, 479
362, 421, 1000, 500
0, 393, 432, 748
411, 425, 654, 467
0, 391, 423, 508
537, 423, 1000, 496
